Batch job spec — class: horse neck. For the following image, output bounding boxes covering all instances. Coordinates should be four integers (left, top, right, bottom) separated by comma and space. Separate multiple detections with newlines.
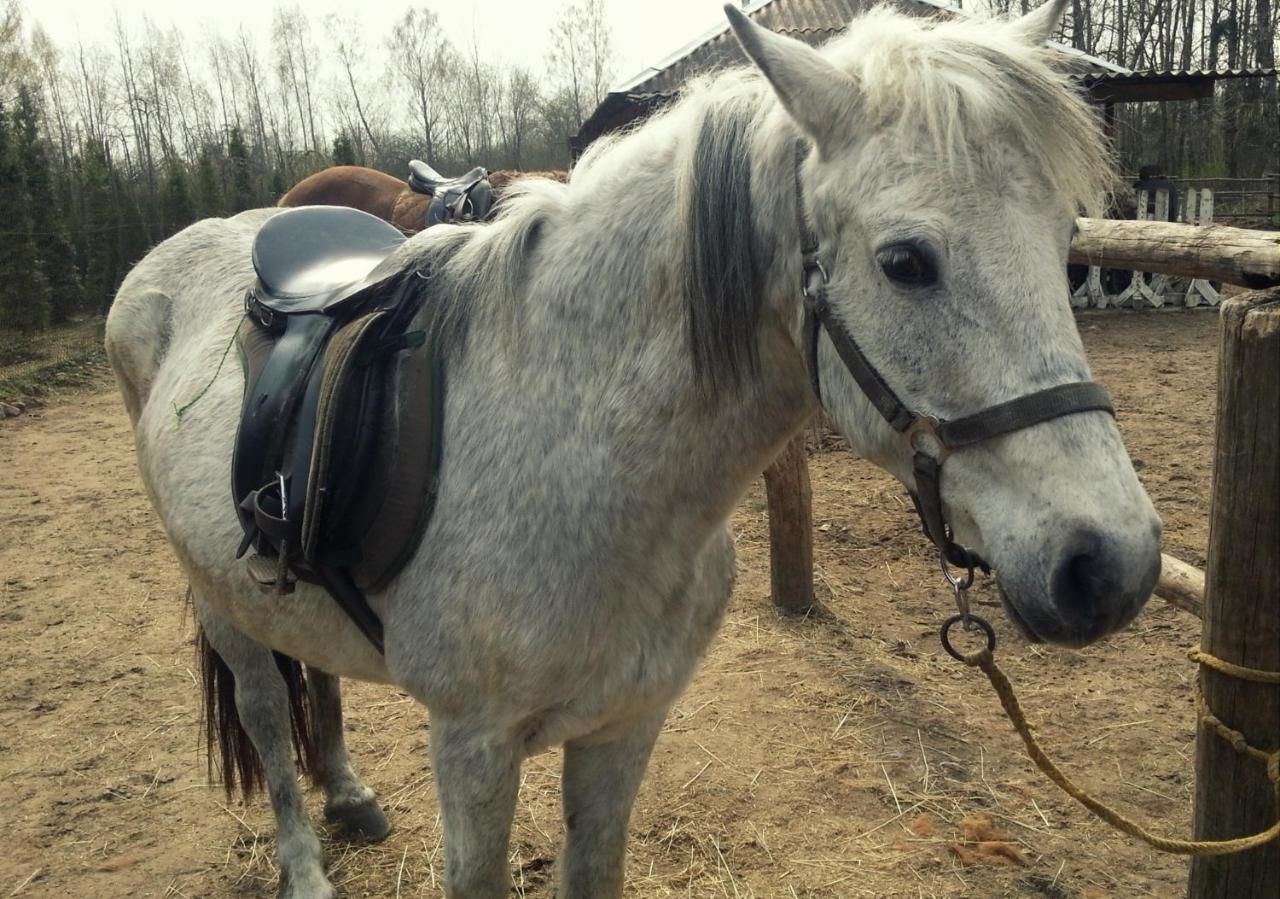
548, 88, 813, 505
447, 88, 814, 532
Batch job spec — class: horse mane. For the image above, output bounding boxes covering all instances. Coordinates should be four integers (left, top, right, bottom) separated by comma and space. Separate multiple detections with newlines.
681, 87, 765, 394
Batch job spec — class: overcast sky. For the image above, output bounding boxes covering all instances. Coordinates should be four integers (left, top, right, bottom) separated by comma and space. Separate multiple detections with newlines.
28, 0, 745, 90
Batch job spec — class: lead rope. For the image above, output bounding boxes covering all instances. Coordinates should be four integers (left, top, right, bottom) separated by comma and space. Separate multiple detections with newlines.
941, 575, 1280, 857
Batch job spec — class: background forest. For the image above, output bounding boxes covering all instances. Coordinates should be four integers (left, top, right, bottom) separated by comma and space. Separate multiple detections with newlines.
0, 0, 1275, 336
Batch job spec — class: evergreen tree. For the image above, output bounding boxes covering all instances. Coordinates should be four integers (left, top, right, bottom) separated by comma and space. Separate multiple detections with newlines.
332, 132, 357, 166
0, 98, 52, 332
194, 147, 222, 217
227, 126, 254, 212
269, 167, 288, 202
79, 139, 118, 315
14, 85, 84, 323
163, 161, 196, 233
115, 182, 151, 276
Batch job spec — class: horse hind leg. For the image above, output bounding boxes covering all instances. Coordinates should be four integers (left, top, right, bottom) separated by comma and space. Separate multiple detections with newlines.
103, 286, 172, 426
308, 671, 391, 842
195, 599, 333, 899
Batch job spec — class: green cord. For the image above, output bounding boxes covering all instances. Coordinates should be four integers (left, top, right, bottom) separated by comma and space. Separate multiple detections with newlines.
173, 329, 238, 422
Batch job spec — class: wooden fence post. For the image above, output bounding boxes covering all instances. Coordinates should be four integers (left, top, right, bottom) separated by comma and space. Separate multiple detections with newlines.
763, 433, 815, 612
1188, 289, 1280, 897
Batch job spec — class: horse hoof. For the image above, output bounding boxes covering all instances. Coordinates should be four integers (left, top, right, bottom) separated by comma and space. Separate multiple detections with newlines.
325, 798, 391, 843
278, 870, 337, 899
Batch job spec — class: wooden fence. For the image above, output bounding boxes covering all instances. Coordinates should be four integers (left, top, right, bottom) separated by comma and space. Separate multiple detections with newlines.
1072, 186, 1222, 308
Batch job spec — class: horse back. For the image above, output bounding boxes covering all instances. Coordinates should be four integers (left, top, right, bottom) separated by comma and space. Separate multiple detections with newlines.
105, 211, 271, 425
278, 166, 405, 223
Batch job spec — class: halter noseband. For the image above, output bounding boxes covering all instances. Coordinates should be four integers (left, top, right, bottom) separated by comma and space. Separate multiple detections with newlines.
794, 142, 1115, 575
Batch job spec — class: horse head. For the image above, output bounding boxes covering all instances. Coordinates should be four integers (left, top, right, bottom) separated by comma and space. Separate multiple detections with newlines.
728, 0, 1161, 647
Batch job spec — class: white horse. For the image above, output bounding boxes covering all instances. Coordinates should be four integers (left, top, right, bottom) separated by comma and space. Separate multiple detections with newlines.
105, 2, 1161, 896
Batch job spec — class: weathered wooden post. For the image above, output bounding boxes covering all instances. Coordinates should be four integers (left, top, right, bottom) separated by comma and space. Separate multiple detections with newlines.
1189, 290, 1280, 896
763, 433, 815, 612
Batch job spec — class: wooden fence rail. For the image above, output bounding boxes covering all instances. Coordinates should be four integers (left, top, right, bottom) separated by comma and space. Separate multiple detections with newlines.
1069, 217, 1280, 292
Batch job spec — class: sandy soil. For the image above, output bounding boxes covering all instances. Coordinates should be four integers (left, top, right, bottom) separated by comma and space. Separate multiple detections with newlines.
0, 310, 1219, 898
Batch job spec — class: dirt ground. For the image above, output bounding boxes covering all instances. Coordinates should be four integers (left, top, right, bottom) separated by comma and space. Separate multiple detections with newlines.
1, 310, 1219, 898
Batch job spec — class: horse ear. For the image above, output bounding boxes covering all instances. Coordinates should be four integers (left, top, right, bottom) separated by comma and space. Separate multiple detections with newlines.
1008, 0, 1071, 44
724, 3, 857, 147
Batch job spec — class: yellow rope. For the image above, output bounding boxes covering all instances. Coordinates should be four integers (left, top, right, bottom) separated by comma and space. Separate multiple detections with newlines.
959, 647, 1280, 857
1190, 648, 1280, 684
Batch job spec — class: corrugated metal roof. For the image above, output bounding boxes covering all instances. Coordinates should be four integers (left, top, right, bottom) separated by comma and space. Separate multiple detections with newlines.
1084, 66, 1278, 86
575, 1, 1272, 152
614, 0, 955, 96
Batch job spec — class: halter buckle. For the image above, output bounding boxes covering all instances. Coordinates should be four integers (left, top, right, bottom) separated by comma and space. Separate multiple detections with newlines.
801, 255, 829, 299
906, 415, 951, 462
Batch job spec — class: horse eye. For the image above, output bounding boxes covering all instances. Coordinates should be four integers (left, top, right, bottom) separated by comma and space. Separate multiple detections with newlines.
876, 243, 938, 288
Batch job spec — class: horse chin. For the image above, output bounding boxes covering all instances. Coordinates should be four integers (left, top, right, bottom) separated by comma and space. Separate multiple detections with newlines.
994, 581, 1045, 644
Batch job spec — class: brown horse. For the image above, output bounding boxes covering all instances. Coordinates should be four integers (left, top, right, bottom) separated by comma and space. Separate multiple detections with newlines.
278, 164, 565, 232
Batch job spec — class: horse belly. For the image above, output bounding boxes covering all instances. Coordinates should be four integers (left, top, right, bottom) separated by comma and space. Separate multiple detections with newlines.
385, 523, 737, 751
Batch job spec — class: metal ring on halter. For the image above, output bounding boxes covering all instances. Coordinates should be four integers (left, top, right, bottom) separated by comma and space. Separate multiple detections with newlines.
940, 552, 976, 591
801, 258, 829, 298
940, 613, 996, 661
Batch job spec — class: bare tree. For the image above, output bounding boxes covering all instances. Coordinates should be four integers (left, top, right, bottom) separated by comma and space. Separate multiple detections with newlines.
272, 6, 321, 155
498, 67, 541, 169
0, 0, 34, 92
547, 0, 616, 130
387, 7, 453, 161
328, 15, 385, 160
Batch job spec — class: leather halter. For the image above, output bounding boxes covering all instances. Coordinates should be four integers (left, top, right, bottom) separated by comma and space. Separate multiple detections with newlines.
793, 142, 1115, 573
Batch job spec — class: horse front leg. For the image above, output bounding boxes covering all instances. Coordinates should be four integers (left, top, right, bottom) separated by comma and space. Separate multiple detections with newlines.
558, 711, 666, 899
430, 717, 522, 899
195, 601, 333, 899
308, 670, 391, 842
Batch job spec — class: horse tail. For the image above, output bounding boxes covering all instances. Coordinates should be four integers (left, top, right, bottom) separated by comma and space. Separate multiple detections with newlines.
197, 622, 321, 798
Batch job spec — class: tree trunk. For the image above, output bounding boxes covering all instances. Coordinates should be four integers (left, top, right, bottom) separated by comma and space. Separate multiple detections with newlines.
1188, 290, 1280, 897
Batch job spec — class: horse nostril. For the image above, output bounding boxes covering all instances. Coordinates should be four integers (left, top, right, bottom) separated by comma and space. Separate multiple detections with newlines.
1038, 525, 1160, 645
1053, 549, 1102, 618
1049, 529, 1118, 628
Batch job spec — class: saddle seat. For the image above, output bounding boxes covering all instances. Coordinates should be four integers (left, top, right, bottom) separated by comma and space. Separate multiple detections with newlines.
232, 206, 451, 653
251, 205, 405, 314
407, 160, 487, 194
406, 160, 495, 227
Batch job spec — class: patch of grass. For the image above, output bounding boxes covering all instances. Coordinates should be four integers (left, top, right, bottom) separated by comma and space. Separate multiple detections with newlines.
0, 318, 109, 402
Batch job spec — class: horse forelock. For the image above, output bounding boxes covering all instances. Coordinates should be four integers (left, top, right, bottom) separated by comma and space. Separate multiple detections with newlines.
823, 6, 1114, 213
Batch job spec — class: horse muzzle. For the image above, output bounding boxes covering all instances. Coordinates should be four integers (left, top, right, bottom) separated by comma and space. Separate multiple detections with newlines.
995, 519, 1162, 647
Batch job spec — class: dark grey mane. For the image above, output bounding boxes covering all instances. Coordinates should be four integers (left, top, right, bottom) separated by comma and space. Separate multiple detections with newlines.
683, 99, 764, 394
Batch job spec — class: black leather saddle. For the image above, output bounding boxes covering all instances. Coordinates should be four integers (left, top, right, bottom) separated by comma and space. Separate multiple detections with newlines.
406, 160, 495, 227
232, 206, 449, 652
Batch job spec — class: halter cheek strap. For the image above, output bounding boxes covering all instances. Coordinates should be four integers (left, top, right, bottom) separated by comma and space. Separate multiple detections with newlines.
794, 141, 1115, 573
